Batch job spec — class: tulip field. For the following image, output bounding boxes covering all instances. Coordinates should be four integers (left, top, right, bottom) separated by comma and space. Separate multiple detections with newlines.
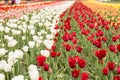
0, 1, 120, 80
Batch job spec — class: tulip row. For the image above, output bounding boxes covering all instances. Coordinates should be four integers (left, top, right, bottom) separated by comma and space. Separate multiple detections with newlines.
0, 1, 74, 80
82, 1, 120, 28
47, 1, 120, 80
0, 1, 55, 19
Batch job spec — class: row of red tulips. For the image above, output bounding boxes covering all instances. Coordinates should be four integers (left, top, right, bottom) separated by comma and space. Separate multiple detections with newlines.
36, 1, 120, 80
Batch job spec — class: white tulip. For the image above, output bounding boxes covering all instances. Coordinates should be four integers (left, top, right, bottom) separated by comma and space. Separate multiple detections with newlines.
44, 31, 47, 34
0, 73, 5, 80
36, 40, 42, 47
41, 50, 50, 57
46, 34, 54, 40
43, 40, 54, 49
22, 29, 27, 33
50, 28, 58, 34
0, 60, 7, 70
33, 35, 39, 41
14, 30, 21, 35
23, 24, 27, 29
0, 48, 7, 57
29, 21, 35, 25
28, 41, 35, 48
28, 64, 37, 70
8, 36, 14, 41
8, 51, 17, 61
22, 36, 26, 40
0, 19, 3, 22
22, 46, 29, 52
18, 25, 23, 30
39, 36, 43, 40
4, 64, 11, 72
28, 25, 34, 30
7, 58, 18, 66
4, 27, 10, 33
4, 35, 9, 40
14, 50, 24, 59
12, 75, 24, 80
28, 65, 39, 80
37, 32, 41, 36
30, 30, 35, 35
0, 25, 4, 32
11, 29, 16, 35
8, 39, 17, 47
0, 60, 11, 72
40, 30, 45, 34
39, 22, 43, 26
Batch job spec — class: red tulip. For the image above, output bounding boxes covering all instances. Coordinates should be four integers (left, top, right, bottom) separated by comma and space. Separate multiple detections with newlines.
50, 52, 57, 57
37, 56, 46, 66
54, 25, 59, 30
97, 22, 101, 26
117, 66, 120, 74
51, 45, 56, 51
78, 58, 86, 68
55, 32, 59, 37
113, 76, 120, 80
38, 76, 43, 80
68, 56, 76, 68
95, 26, 98, 30
54, 38, 57, 43
57, 52, 61, 57
81, 72, 89, 80
109, 45, 116, 52
81, 29, 90, 36
95, 49, 107, 60
72, 69, 80, 78
62, 34, 69, 42
97, 30, 103, 37
66, 25, 71, 30
72, 32, 76, 37
117, 44, 120, 51
72, 38, 77, 44
102, 37, 107, 42
107, 62, 115, 71
87, 35, 94, 42
43, 63, 49, 71
105, 26, 109, 30
89, 23, 94, 29
102, 67, 109, 75
92, 40, 102, 48
65, 44, 71, 51
74, 56, 80, 63
69, 35, 73, 40
112, 36, 117, 42
76, 46, 82, 53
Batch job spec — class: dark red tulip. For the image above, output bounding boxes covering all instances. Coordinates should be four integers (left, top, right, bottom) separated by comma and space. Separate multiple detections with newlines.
102, 67, 109, 75
72, 69, 80, 78
37, 56, 46, 66
68, 56, 76, 68
107, 62, 115, 71
81, 72, 89, 80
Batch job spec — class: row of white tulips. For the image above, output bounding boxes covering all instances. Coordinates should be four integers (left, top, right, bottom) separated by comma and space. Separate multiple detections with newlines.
0, 1, 74, 80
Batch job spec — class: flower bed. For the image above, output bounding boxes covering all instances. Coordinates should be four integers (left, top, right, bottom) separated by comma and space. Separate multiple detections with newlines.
0, 1, 53, 19
1, 1, 120, 80
0, 1, 74, 80
51, 1, 120, 80
82, 1, 120, 28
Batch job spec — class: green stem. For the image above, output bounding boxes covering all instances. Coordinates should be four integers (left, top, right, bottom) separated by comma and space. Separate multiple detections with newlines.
26, 53, 29, 70
18, 60, 20, 74
7, 72, 10, 80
